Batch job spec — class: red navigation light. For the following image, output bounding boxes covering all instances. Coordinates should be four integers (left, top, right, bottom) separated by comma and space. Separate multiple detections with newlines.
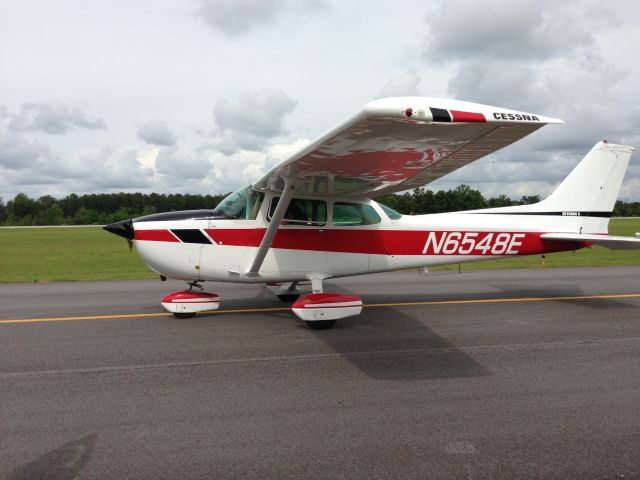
603, 139, 608, 144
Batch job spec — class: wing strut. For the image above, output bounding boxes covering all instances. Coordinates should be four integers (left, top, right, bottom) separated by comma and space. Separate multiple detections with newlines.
245, 178, 296, 277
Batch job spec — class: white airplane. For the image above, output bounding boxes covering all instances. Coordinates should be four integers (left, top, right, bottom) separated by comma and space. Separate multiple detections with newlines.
105, 97, 640, 329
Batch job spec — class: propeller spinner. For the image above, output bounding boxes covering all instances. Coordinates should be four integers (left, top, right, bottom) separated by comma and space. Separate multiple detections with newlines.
103, 219, 134, 251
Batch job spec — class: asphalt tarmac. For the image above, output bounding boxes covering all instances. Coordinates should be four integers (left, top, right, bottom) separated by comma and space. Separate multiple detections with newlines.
1, 267, 640, 479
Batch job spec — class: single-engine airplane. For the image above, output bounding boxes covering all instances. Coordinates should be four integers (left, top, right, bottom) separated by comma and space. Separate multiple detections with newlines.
105, 97, 640, 329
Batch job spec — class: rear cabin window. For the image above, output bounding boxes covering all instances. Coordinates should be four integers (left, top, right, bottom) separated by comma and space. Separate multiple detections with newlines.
268, 198, 327, 225
332, 202, 381, 226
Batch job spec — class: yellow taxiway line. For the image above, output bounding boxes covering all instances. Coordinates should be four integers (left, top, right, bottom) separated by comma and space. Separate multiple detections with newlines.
1, 292, 639, 325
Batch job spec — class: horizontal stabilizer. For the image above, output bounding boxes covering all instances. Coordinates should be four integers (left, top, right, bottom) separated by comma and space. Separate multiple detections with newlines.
541, 233, 640, 250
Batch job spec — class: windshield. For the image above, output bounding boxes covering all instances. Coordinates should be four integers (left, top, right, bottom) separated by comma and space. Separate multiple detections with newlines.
213, 185, 264, 219
378, 202, 402, 220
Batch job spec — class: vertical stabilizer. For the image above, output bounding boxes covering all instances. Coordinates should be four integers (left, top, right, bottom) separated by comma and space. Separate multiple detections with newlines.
472, 141, 635, 234
539, 141, 633, 214
535, 141, 633, 233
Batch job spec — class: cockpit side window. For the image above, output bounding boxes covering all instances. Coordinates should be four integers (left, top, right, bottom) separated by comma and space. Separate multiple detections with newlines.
268, 197, 327, 225
212, 186, 264, 220
332, 202, 381, 226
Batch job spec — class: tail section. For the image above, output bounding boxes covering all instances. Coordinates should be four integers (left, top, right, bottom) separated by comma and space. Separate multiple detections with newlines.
538, 141, 633, 216
481, 141, 634, 234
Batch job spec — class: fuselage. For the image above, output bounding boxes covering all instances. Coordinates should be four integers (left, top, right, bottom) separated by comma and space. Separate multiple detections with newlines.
131, 191, 588, 283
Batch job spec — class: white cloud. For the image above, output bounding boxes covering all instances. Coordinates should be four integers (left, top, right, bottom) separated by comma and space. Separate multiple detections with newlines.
213, 89, 297, 153
83, 148, 155, 189
136, 120, 177, 146
424, 0, 599, 63
0, 130, 52, 170
0, 145, 155, 198
1, 0, 639, 201
197, 0, 285, 36
0, 109, 61, 173
155, 146, 212, 179
196, 0, 328, 36
84, 138, 313, 196
377, 71, 421, 98
5, 101, 107, 134
419, 0, 640, 200
173, 138, 311, 194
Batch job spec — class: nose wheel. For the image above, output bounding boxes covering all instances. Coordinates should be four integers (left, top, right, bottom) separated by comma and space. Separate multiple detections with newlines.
161, 282, 220, 318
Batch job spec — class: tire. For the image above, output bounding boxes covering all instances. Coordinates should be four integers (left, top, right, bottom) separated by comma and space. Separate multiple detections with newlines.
173, 312, 196, 319
305, 320, 337, 330
277, 293, 300, 302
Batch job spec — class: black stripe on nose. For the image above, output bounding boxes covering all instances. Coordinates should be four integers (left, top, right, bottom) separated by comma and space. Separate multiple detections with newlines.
171, 229, 212, 244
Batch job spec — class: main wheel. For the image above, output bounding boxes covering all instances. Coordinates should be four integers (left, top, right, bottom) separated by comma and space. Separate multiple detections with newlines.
173, 312, 196, 319
277, 293, 300, 302
305, 320, 337, 330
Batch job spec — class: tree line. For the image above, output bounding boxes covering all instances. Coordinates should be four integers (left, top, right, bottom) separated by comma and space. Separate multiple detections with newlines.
0, 192, 228, 226
0, 186, 639, 226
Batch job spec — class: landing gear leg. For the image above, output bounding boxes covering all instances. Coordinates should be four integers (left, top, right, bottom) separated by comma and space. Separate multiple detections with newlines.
276, 281, 301, 302
302, 275, 337, 329
187, 281, 204, 292
308, 274, 327, 294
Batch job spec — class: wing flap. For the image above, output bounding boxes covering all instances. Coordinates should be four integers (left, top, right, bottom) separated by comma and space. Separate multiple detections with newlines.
541, 233, 640, 250
253, 97, 562, 197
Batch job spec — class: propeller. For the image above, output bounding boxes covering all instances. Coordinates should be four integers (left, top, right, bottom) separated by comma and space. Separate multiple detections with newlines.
103, 219, 134, 252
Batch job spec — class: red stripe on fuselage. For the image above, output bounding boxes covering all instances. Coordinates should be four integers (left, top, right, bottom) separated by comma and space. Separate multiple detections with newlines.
134, 229, 180, 242
203, 229, 584, 256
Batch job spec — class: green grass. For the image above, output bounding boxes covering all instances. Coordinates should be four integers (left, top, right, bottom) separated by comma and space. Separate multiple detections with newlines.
0, 227, 156, 283
0, 219, 639, 283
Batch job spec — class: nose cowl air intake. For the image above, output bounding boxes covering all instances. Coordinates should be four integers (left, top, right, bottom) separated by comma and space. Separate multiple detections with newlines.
103, 219, 134, 240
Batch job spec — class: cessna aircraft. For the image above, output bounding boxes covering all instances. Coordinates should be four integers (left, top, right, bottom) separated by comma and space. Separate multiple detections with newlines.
104, 97, 640, 329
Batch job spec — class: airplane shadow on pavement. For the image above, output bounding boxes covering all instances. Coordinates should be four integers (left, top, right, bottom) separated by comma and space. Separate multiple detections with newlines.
251, 276, 636, 382
7, 434, 97, 480
300, 301, 490, 382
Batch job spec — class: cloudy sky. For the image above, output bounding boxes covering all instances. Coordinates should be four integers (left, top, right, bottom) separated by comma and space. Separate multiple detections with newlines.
1, 0, 639, 202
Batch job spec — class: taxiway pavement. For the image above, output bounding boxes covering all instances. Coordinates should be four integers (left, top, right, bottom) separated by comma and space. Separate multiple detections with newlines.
1, 267, 640, 479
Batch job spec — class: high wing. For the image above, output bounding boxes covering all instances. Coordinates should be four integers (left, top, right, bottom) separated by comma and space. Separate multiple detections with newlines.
253, 97, 563, 197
